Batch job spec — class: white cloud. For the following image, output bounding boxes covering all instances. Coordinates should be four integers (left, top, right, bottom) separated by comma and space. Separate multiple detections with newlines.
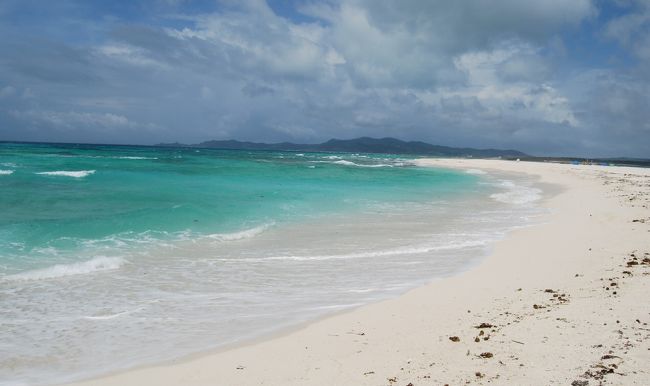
97, 44, 168, 69
429, 42, 578, 127
3, 0, 649, 157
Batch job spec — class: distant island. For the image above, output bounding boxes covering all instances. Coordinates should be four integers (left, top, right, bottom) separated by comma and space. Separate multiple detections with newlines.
156, 137, 528, 158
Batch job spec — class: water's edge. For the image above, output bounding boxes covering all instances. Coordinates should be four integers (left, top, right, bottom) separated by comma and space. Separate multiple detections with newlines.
55, 168, 556, 386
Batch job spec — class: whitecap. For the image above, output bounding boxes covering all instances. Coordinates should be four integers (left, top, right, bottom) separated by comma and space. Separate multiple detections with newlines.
36, 170, 95, 178
332, 160, 394, 168
3, 256, 126, 281
465, 169, 487, 175
0, 170, 14, 175
114, 156, 157, 160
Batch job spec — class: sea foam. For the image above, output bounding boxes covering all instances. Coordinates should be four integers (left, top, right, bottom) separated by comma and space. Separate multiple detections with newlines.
490, 181, 542, 205
206, 223, 273, 242
36, 170, 95, 178
3, 256, 125, 281
114, 156, 157, 160
0, 170, 14, 175
332, 160, 394, 168
243, 239, 491, 262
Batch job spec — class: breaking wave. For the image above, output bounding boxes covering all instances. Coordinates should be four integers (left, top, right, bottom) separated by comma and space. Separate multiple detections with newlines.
3, 256, 126, 282
206, 223, 273, 242
113, 156, 158, 160
36, 170, 95, 178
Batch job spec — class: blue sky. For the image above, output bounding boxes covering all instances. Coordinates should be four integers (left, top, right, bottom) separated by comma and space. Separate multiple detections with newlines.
1, 0, 649, 157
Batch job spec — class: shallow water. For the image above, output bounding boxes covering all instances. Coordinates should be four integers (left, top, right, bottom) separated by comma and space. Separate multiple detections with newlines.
0, 142, 543, 385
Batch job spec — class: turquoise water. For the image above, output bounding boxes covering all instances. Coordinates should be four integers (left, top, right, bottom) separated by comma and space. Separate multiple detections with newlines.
0, 142, 475, 273
0, 142, 543, 385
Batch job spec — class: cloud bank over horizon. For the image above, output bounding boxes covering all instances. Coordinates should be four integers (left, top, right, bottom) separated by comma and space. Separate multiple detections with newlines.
0, 0, 649, 157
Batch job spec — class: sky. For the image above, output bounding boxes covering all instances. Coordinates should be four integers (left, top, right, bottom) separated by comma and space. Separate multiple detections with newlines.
0, 0, 649, 157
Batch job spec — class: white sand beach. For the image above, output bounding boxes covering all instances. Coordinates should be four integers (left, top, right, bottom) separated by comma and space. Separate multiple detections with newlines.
69, 159, 650, 386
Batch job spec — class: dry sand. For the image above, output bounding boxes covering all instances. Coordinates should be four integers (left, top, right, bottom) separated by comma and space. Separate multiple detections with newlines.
69, 159, 650, 386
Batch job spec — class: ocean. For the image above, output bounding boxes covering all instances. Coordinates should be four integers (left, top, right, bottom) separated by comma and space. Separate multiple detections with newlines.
0, 142, 543, 385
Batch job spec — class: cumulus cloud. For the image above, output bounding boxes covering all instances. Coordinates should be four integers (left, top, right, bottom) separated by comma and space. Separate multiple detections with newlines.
0, 0, 648, 156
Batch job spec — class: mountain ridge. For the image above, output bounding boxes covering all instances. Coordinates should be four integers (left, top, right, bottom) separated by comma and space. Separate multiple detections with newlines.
156, 137, 527, 158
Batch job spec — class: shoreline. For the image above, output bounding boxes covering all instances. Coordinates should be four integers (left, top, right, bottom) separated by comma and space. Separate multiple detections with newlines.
68, 158, 650, 385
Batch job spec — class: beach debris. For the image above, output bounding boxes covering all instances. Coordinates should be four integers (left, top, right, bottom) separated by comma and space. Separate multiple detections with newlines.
363, 371, 374, 376
475, 323, 494, 329
553, 293, 570, 303
449, 336, 460, 342
479, 330, 484, 336
583, 364, 614, 380
544, 289, 556, 293
479, 352, 493, 359
571, 381, 588, 386
474, 337, 480, 343
475, 371, 484, 378
512, 340, 525, 345
236, 365, 245, 370
387, 376, 397, 383
406, 383, 414, 386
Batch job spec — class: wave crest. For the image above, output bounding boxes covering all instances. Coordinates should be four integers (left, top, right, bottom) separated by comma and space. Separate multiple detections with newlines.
331, 160, 394, 168
114, 156, 157, 160
36, 170, 95, 178
3, 256, 126, 281
0, 170, 14, 175
206, 223, 273, 242
230, 239, 490, 262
